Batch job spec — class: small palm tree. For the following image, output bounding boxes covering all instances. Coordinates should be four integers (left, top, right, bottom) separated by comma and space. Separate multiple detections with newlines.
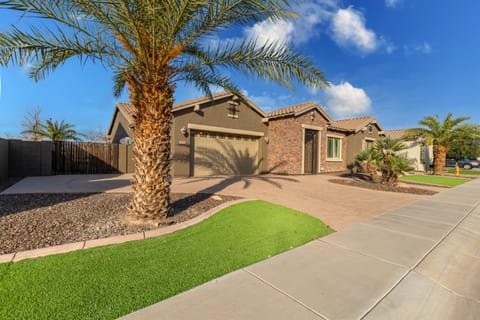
406, 113, 471, 175
375, 137, 409, 184
355, 148, 381, 182
0, 1, 328, 222
33, 119, 85, 141
384, 155, 412, 186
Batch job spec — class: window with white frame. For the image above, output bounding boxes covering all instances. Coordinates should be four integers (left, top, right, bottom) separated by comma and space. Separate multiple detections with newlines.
327, 136, 342, 160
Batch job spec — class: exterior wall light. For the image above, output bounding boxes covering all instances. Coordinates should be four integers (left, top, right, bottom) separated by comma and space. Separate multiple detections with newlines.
180, 126, 188, 136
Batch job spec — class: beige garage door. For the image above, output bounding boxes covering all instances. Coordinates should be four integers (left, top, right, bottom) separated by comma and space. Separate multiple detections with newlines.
193, 131, 259, 176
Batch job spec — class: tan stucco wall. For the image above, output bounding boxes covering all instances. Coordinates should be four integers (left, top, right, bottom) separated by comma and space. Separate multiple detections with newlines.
398, 141, 433, 172
109, 111, 134, 143
345, 124, 383, 167
172, 97, 268, 176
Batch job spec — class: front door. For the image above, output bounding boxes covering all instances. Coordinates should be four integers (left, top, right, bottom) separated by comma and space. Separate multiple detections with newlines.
304, 129, 318, 174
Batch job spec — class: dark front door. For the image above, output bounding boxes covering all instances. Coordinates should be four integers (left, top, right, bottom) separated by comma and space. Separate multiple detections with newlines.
304, 129, 318, 174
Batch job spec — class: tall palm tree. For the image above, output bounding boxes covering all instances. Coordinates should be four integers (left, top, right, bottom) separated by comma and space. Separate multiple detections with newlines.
30, 119, 84, 141
0, 1, 329, 222
406, 113, 470, 175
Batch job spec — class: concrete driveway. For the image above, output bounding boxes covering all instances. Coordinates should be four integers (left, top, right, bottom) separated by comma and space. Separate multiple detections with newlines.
1, 174, 434, 230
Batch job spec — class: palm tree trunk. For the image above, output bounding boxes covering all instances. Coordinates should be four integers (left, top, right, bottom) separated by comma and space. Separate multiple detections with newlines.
433, 145, 447, 175
128, 80, 174, 222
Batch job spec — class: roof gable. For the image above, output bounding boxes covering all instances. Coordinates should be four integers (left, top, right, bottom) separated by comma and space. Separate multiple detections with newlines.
330, 116, 384, 134
107, 91, 267, 136
267, 102, 333, 122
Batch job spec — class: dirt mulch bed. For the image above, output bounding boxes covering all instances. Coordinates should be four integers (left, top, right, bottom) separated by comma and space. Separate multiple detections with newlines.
329, 178, 438, 196
0, 193, 240, 255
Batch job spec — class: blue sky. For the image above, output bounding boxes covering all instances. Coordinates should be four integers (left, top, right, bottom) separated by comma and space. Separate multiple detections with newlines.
1, 0, 479, 137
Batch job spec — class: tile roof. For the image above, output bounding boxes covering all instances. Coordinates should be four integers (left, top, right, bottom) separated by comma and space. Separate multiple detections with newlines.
330, 116, 376, 132
385, 129, 407, 139
267, 102, 332, 121
116, 102, 136, 126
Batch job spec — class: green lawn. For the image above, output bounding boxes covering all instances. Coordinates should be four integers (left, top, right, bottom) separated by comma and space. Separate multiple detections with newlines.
447, 168, 480, 175
0, 200, 331, 320
400, 175, 471, 187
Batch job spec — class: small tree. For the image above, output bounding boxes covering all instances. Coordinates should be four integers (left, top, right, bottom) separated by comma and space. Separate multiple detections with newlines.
375, 137, 409, 184
84, 128, 108, 143
21, 106, 43, 141
406, 113, 471, 175
355, 148, 381, 182
447, 124, 480, 159
383, 155, 413, 186
355, 138, 413, 186
33, 119, 85, 141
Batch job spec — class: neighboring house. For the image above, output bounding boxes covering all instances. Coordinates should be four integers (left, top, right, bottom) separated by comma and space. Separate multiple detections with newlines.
108, 92, 351, 176
330, 116, 385, 168
385, 129, 433, 172
267, 103, 348, 174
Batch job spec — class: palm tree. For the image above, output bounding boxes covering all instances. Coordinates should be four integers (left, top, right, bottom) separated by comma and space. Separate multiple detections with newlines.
0, 1, 328, 222
355, 148, 381, 182
30, 119, 84, 141
406, 113, 470, 175
375, 137, 410, 185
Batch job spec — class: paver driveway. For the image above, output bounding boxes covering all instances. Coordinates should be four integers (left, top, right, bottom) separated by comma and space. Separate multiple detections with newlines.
120, 178, 480, 320
1, 173, 435, 230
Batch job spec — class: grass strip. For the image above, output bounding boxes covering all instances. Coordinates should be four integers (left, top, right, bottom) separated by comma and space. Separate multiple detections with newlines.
400, 175, 470, 187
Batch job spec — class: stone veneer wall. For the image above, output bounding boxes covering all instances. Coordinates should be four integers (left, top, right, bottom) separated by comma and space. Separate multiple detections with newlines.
267, 111, 329, 174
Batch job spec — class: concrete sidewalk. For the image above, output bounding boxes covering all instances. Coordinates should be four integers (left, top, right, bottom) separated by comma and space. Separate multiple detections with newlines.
120, 179, 480, 320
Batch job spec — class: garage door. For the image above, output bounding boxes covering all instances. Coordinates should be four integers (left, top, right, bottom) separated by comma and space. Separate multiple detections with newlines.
193, 131, 259, 176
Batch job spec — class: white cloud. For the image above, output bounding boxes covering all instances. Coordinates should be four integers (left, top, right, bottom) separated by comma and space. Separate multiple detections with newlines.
244, 0, 335, 47
404, 42, 432, 55
325, 82, 371, 116
330, 7, 378, 54
385, 0, 402, 8
244, 19, 295, 47
233, 1, 392, 56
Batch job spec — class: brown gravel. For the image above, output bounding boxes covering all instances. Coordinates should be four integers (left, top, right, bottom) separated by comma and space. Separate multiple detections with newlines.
329, 178, 438, 195
0, 193, 240, 255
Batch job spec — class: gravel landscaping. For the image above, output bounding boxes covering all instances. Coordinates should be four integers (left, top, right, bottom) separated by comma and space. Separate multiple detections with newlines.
0, 192, 239, 255
329, 178, 438, 195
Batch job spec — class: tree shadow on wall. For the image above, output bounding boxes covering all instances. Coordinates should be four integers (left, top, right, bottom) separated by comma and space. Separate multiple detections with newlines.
193, 139, 260, 176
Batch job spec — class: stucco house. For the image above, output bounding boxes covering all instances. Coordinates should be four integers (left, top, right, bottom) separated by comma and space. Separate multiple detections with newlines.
107, 92, 352, 176
386, 129, 433, 172
329, 116, 386, 168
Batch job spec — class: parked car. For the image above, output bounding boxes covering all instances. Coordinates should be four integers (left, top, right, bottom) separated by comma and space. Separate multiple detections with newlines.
446, 158, 479, 169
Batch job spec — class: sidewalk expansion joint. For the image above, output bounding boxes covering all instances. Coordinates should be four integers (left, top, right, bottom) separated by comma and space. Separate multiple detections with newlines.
359, 198, 480, 319
357, 222, 437, 242
243, 269, 328, 320
317, 239, 407, 269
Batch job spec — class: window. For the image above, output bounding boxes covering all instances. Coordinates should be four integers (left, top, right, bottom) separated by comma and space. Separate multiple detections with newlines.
327, 136, 342, 160
364, 139, 375, 151
420, 146, 426, 162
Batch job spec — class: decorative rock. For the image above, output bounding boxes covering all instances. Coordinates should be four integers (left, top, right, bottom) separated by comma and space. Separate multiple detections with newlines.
211, 195, 223, 201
